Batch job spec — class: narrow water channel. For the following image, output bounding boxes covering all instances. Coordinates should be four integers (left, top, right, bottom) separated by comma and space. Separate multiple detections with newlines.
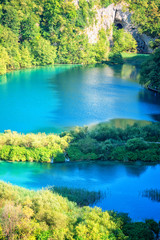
0, 160, 159, 221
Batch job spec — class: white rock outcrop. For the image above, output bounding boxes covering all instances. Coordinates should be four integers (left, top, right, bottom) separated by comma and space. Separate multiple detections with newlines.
76, 2, 153, 53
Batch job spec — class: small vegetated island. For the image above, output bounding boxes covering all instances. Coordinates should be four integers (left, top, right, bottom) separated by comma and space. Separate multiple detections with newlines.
0, 122, 160, 163
0, 0, 160, 239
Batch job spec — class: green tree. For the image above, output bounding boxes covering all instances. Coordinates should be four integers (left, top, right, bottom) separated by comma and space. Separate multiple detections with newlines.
31, 37, 56, 65
0, 46, 9, 74
113, 28, 137, 53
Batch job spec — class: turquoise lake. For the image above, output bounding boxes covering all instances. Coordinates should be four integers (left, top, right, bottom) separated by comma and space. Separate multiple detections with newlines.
0, 64, 160, 133
0, 160, 160, 221
0, 64, 160, 220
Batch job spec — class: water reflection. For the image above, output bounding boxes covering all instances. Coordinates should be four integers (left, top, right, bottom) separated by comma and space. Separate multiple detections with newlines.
106, 118, 151, 129
0, 64, 160, 133
0, 75, 7, 85
125, 164, 147, 177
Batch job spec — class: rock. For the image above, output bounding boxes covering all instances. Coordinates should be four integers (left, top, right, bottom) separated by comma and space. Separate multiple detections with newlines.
73, 1, 154, 53
84, 4, 116, 44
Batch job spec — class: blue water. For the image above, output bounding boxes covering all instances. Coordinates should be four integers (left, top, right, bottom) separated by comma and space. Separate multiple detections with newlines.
0, 160, 160, 221
0, 63, 160, 221
0, 64, 160, 133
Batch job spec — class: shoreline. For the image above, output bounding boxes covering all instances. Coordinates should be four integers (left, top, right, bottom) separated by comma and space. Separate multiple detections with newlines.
148, 85, 160, 94
0, 158, 160, 165
0, 53, 149, 77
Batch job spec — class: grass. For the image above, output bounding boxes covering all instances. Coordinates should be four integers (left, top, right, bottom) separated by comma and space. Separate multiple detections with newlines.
122, 52, 150, 65
51, 186, 103, 206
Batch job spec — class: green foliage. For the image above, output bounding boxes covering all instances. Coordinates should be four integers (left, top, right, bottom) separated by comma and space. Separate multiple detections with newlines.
140, 48, 160, 89
0, 131, 71, 163
95, 29, 110, 62
0, 0, 159, 75
0, 0, 103, 74
145, 219, 160, 236
125, 0, 160, 38
67, 122, 160, 162
125, 138, 149, 151
1, 122, 160, 163
20, 45, 32, 68
0, 181, 139, 240
56, 30, 96, 64
0, 46, 9, 75
108, 52, 124, 64
54, 152, 65, 163
100, 0, 113, 8
123, 222, 154, 240
124, 0, 160, 49
112, 28, 137, 53
31, 37, 56, 65
122, 52, 150, 66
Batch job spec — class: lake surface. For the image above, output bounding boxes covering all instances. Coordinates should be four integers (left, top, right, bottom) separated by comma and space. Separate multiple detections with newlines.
0, 64, 160, 133
0, 160, 160, 221
0, 64, 160, 221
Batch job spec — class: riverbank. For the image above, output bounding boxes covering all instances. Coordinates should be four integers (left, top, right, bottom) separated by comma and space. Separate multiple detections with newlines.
148, 85, 160, 94
121, 52, 150, 65
0, 53, 149, 78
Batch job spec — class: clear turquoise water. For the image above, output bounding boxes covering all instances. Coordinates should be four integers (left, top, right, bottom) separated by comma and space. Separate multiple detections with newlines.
0, 64, 160, 133
0, 64, 160, 221
0, 160, 159, 221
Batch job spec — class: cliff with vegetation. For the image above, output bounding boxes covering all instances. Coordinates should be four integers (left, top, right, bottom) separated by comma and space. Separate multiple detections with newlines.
0, 0, 159, 75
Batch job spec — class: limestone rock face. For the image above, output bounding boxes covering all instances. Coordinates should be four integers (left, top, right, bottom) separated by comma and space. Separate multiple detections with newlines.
85, 4, 116, 44
77, 2, 153, 53
114, 4, 153, 53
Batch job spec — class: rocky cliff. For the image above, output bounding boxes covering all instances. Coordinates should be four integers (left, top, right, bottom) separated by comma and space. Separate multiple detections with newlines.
75, 1, 153, 53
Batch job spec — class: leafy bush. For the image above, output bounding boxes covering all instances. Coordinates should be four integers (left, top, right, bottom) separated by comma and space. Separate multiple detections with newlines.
108, 52, 124, 64
112, 28, 137, 53
126, 138, 149, 151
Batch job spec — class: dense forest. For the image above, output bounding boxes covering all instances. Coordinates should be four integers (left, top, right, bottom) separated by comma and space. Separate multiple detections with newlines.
0, 0, 159, 75
0, 122, 160, 163
0, 181, 158, 239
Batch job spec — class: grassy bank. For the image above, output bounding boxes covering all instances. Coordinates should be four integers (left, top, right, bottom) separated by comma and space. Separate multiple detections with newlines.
122, 53, 150, 65
0, 181, 158, 239
103, 52, 150, 65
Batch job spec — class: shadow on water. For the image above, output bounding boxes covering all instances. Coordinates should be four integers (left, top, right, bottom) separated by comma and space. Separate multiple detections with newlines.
138, 89, 160, 105
124, 164, 148, 177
